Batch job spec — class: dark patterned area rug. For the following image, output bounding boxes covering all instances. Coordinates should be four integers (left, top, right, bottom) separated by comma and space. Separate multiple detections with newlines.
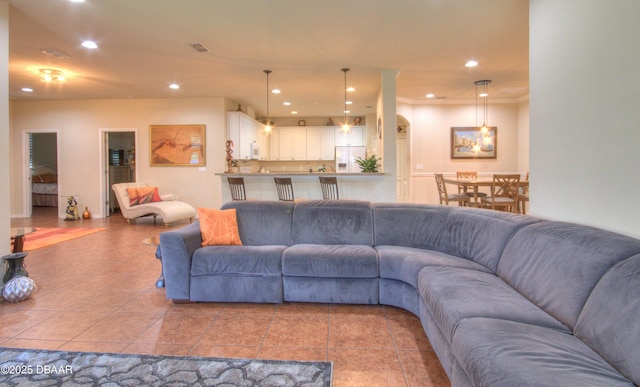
0, 347, 332, 386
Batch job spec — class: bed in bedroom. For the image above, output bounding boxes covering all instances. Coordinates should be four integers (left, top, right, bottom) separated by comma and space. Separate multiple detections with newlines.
31, 165, 58, 207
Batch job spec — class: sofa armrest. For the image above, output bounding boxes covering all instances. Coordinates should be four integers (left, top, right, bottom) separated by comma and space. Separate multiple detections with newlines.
160, 193, 177, 201
159, 221, 202, 300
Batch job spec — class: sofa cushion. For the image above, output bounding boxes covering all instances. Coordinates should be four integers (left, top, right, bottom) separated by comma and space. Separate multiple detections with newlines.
197, 208, 242, 246
373, 203, 539, 271
292, 200, 373, 245
497, 221, 640, 330
452, 318, 634, 387
377, 245, 492, 288
574, 253, 640, 385
191, 245, 284, 276
221, 201, 294, 246
418, 266, 569, 343
282, 244, 378, 278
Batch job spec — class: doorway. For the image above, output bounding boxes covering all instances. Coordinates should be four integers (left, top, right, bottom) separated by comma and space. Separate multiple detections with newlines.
100, 129, 137, 217
24, 130, 60, 218
396, 115, 410, 202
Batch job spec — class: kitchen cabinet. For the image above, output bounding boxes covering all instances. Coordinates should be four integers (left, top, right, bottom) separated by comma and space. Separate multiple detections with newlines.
278, 127, 307, 160
335, 126, 365, 146
306, 127, 336, 160
227, 111, 267, 160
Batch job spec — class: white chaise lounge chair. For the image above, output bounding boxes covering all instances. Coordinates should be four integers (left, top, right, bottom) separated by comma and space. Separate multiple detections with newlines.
112, 182, 196, 227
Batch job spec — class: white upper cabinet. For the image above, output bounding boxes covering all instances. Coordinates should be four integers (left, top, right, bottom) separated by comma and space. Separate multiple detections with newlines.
227, 112, 267, 159
306, 127, 336, 160
277, 127, 307, 160
335, 126, 364, 146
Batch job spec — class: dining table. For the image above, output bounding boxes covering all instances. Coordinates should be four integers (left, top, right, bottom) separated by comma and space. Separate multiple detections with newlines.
442, 177, 529, 207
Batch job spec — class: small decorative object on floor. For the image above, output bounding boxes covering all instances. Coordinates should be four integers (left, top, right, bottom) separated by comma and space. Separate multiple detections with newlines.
82, 206, 92, 219
64, 196, 80, 221
2, 276, 36, 303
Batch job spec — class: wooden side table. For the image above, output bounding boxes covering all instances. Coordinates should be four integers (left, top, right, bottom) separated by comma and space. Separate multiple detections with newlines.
143, 236, 164, 288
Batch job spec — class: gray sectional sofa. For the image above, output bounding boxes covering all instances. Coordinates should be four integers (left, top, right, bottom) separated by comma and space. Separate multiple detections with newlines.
159, 200, 640, 386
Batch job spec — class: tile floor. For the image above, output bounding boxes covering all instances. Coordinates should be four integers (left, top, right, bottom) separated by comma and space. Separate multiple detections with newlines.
4, 207, 449, 386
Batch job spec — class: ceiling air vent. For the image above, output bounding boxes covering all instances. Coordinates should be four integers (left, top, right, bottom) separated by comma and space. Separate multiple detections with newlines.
188, 42, 210, 53
41, 49, 70, 59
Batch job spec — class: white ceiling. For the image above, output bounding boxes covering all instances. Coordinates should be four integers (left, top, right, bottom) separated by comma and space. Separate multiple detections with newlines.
7, 0, 529, 118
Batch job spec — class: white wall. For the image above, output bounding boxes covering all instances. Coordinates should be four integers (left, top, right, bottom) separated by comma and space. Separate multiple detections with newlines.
398, 101, 527, 204
530, 0, 640, 238
10, 98, 230, 218
1, 1, 10, 265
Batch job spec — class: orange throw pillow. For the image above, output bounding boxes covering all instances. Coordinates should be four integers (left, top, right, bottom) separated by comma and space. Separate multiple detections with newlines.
127, 186, 163, 206
198, 208, 242, 246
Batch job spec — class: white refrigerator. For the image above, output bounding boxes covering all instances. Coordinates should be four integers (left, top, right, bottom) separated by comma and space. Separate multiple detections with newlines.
335, 146, 366, 173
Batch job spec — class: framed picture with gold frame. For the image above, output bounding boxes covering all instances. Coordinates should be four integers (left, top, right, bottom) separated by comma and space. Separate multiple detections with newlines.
149, 124, 206, 166
451, 126, 497, 159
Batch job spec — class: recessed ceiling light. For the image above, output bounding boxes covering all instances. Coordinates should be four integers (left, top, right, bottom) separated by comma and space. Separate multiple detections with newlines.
81, 41, 98, 49
283, 102, 291, 106
479, 93, 488, 97
345, 101, 353, 105
69, 0, 85, 3
343, 110, 351, 114
346, 87, 355, 92
272, 89, 281, 94
426, 93, 435, 98
169, 84, 180, 89
291, 111, 298, 115
465, 60, 478, 67
21, 87, 33, 92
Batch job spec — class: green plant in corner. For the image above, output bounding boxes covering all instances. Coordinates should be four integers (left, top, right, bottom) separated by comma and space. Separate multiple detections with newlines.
355, 154, 381, 173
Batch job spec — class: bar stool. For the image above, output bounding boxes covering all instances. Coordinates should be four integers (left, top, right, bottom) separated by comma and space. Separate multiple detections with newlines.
319, 176, 339, 200
227, 177, 247, 201
274, 177, 295, 201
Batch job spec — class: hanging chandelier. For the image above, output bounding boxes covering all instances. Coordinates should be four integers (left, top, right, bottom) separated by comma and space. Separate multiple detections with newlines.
341, 68, 350, 133
474, 79, 491, 152
263, 69, 272, 133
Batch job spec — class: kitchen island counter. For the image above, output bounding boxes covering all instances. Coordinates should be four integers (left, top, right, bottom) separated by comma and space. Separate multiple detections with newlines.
217, 172, 386, 201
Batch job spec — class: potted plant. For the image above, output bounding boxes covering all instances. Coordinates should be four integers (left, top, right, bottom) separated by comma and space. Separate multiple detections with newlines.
355, 155, 381, 173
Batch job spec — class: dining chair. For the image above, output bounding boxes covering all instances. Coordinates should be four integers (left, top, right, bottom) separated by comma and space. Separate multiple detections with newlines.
434, 173, 470, 206
518, 172, 529, 214
481, 174, 520, 213
274, 177, 295, 201
227, 177, 247, 201
456, 171, 487, 205
319, 176, 339, 200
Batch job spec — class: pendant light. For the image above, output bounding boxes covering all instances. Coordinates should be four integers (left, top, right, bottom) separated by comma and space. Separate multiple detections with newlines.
341, 68, 350, 133
474, 79, 491, 152
264, 69, 272, 133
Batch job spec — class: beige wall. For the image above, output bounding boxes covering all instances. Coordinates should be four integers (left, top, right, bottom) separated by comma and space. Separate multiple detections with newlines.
1, 1, 10, 263
397, 101, 528, 204
10, 97, 231, 218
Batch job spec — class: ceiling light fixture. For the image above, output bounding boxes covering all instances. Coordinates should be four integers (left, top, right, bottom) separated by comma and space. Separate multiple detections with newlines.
81, 40, 98, 49
465, 60, 478, 67
341, 68, 350, 133
474, 79, 492, 152
169, 83, 180, 89
38, 69, 65, 82
264, 69, 272, 133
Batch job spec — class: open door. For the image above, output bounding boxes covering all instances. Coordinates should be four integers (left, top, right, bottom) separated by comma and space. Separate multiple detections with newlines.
24, 130, 60, 218
100, 129, 137, 217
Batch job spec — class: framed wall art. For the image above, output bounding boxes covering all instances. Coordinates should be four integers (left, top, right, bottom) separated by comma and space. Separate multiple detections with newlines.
149, 124, 206, 166
450, 126, 497, 159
